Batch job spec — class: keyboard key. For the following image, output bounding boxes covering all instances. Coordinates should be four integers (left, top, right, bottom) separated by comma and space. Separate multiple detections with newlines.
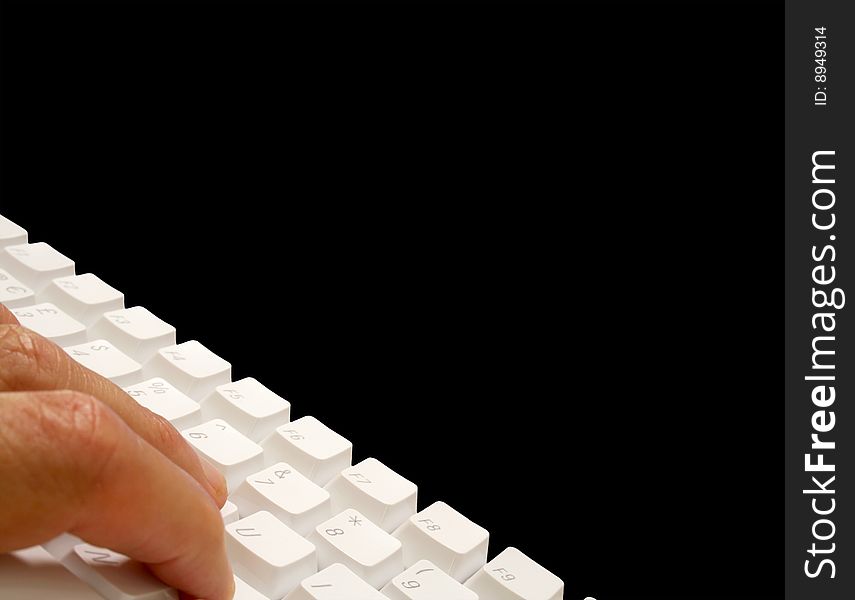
0, 268, 35, 308
90, 306, 176, 364
326, 457, 417, 533
234, 575, 269, 600
221, 500, 240, 525
262, 416, 353, 486
64, 339, 142, 387
38, 273, 124, 327
13, 303, 87, 346
285, 563, 389, 600
145, 340, 230, 401
464, 547, 563, 600
382, 559, 478, 600
64, 543, 177, 600
307, 509, 403, 589
226, 511, 317, 600
202, 377, 291, 442
393, 501, 488, 582
123, 378, 201, 431
0, 214, 27, 248
0, 242, 74, 293
231, 462, 331, 536
181, 419, 264, 492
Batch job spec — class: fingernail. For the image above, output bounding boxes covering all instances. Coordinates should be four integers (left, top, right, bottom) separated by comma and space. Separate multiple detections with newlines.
200, 458, 227, 502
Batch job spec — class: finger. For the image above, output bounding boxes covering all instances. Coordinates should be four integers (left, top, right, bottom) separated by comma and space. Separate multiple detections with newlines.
0, 323, 228, 506
0, 303, 20, 325
0, 390, 234, 600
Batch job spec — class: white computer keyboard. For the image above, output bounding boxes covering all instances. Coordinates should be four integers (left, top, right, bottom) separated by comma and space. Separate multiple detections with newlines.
0, 213, 564, 600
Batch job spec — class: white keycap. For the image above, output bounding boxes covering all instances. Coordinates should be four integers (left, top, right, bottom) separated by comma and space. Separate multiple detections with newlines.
234, 575, 269, 600
39, 273, 124, 327
285, 563, 390, 600
326, 458, 417, 533
393, 501, 488, 582
307, 509, 403, 589
64, 543, 177, 600
226, 511, 317, 600
181, 419, 264, 492
383, 560, 479, 600
64, 339, 142, 387
262, 416, 353, 486
0, 268, 35, 308
231, 462, 331, 536
0, 242, 74, 293
202, 377, 291, 442
464, 547, 563, 600
146, 340, 230, 401
0, 214, 27, 248
90, 306, 176, 364
221, 500, 240, 525
13, 303, 87, 346
124, 378, 201, 431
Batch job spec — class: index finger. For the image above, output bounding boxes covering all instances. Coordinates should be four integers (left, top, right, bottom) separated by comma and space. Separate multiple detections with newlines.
0, 390, 234, 600
0, 305, 227, 506
0, 304, 19, 325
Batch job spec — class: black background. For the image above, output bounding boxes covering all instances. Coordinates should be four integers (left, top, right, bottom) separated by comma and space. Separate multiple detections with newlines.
0, 2, 781, 599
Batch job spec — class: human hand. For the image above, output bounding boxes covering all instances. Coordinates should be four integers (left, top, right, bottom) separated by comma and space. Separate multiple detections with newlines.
0, 304, 235, 600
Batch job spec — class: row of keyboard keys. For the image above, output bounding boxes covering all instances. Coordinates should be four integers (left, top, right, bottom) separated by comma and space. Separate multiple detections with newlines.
9, 301, 176, 364
222, 504, 562, 599
60, 334, 232, 403
57, 533, 560, 600
181, 415, 358, 500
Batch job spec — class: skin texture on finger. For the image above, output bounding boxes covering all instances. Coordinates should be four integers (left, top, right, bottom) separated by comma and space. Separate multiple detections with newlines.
0, 390, 234, 600
0, 318, 227, 506
0, 304, 19, 325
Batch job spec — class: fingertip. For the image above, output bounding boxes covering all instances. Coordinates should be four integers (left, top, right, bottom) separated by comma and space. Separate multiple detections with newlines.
200, 458, 228, 507
177, 571, 234, 600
